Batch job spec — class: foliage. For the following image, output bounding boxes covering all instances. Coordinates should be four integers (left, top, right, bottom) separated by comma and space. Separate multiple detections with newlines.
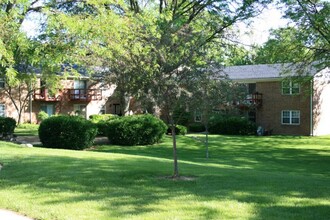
38, 115, 97, 150
89, 114, 118, 123
37, 111, 49, 122
208, 115, 257, 135
0, 1, 78, 124
253, 27, 309, 64
188, 122, 205, 133
89, 114, 118, 136
167, 125, 187, 136
106, 114, 167, 146
256, 0, 330, 73
0, 117, 16, 135
283, 0, 329, 70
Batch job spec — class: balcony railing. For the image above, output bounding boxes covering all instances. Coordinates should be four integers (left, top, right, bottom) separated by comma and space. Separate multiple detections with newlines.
67, 89, 102, 101
34, 88, 62, 102
234, 92, 262, 110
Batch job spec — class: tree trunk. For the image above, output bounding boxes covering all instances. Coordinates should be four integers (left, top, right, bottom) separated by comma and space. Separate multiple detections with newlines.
119, 92, 131, 116
205, 124, 209, 159
171, 122, 179, 178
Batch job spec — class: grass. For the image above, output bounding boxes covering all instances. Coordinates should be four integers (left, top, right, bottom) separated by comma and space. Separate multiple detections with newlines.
0, 134, 329, 219
14, 123, 39, 136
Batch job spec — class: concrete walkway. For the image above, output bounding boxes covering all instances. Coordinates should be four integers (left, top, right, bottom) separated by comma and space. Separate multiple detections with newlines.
0, 209, 33, 220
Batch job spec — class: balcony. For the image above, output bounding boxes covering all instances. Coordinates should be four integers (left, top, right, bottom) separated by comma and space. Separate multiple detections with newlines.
34, 88, 62, 102
234, 92, 262, 110
67, 89, 102, 101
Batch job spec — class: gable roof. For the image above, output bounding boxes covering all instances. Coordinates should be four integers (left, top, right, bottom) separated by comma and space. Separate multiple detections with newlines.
223, 63, 317, 82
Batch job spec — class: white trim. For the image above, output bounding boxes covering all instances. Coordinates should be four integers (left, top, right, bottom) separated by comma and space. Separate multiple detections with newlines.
0, 104, 6, 117
281, 110, 300, 125
282, 80, 300, 95
194, 110, 202, 122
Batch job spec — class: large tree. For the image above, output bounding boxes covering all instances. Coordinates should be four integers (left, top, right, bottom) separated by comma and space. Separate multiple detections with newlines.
0, 1, 83, 123
54, 0, 272, 177
259, 0, 330, 72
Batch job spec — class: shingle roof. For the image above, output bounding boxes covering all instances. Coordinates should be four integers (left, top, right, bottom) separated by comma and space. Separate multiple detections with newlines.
222, 63, 321, 82
223, 63, 292, 81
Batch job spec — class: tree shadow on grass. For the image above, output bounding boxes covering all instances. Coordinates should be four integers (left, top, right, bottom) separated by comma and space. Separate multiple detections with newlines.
0, 146, 330, 219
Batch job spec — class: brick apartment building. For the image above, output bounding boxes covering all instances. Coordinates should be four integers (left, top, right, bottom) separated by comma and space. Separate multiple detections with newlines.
224, 64, 330, 136
0, 76, 129, 123
1, 63, 330, 136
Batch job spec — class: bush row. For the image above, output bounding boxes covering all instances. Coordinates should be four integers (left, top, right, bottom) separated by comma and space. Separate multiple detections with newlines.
208, 115, 257, 135
89, 114, 118, 136
106, 114, 167, 145
38, 114, 168, 148
39, 116, 98, 150
0, 117, 16, 135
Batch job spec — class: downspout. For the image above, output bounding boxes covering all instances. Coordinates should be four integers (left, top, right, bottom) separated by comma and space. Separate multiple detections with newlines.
29, 82, 33, 123
310, 79, 314, 136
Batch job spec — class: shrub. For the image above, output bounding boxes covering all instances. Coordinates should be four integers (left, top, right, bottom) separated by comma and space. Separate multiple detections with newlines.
37, 111, 49, 122
0, 117, 16, 135
89, 114, 118, 136
89, 114, 118, 123
167, 124, 187, 135
39, 115, 98, 150
106, 114, 167, 145
209, 115, 257, 135
188, 122, 205, 132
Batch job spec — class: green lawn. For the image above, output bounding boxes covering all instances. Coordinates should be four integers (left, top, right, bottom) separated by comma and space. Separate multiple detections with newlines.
0, 135, 329, 220
14, 124, 39, 136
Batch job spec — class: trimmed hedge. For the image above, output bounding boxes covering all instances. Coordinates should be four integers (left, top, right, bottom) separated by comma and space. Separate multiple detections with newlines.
0, 117, 16, 135
167, 125, 187, 135
209, 115, 257, 135
188, 122, 205, 132
89, 114, 118, 136
106, 114, 167, 145
39, 115, 98, 150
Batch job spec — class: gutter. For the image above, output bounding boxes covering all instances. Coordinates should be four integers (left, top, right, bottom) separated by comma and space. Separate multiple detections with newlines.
310, 78, 314, 136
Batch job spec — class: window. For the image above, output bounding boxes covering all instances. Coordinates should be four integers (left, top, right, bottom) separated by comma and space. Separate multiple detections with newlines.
74, 104, 87, 118
194, 110, 202, 122
99, 105, 106, 114
0, 104, 5, 117
282, 80, 300, 95
40, 104, 54, 117
0, 78, 4, 88
282, 110, 300, 125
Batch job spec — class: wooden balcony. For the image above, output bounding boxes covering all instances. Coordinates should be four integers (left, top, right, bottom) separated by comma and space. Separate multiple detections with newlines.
67, 89, 102, 101
34, 89, 62, 102
234, 92, 262, 110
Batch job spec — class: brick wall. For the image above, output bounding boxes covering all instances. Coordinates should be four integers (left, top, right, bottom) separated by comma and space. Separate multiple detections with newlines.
256, 81, 311, 135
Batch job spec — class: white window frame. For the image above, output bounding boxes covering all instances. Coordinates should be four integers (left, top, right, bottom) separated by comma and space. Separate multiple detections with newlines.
194, 110, 202, 122
0, 78, 5, 88
0, 104, 6, 117
40, 104, 55, 117
99, 105, 106, 114
282, 80, 300, 95
281, 110, 300, 125
74, 104, 87, 118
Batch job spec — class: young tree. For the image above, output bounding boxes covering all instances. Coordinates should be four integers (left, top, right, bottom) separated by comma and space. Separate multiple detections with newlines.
54, 0, 272, 177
